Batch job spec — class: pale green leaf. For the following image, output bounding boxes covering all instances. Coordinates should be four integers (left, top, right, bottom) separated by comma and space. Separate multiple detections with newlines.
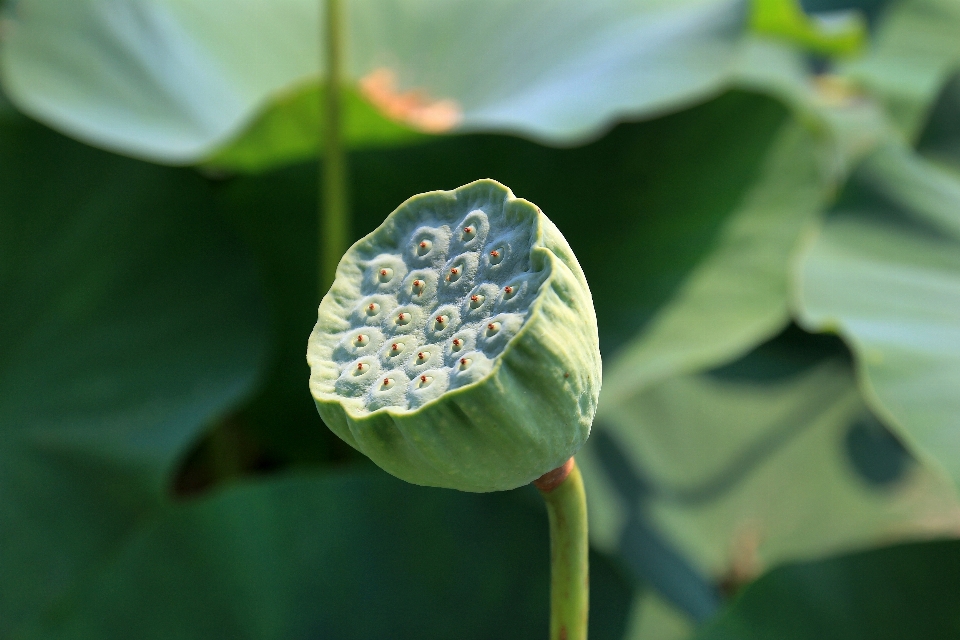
626, 590, 695, 640
794, 143, 960, 487
839, 0, 960, 139
0, 0, 751, 163
580, 328, 960, 593
601, 118, 835, 403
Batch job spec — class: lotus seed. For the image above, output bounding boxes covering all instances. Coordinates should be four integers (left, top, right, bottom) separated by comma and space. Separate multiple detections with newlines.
379, 268, 393, 282
367, 303, 379, 314
418, 240, 431, 254
452, 339, 462, 349
487, 322, 500, 335
459, 357, 471, 369
355, 334, 369, 345
396, 313, 410, 325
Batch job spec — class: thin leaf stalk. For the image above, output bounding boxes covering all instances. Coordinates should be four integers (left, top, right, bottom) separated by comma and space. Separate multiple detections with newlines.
320, 0, 348, 295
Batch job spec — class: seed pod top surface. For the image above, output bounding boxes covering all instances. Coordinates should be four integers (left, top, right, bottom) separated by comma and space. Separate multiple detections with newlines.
307, 179, 601, 492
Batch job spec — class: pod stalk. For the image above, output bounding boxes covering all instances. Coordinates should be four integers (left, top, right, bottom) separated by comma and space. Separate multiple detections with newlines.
536, 458, 589, 640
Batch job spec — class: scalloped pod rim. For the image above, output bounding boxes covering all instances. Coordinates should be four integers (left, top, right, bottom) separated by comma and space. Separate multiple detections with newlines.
307, 179, 601, 492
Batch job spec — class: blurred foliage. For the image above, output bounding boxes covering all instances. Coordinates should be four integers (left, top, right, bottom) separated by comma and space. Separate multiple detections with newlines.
695, 539, 960, 639
3, 0, 960, 638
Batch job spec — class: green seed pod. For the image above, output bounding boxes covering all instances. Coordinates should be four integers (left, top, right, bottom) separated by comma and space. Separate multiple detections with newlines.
307, 179, 600, 492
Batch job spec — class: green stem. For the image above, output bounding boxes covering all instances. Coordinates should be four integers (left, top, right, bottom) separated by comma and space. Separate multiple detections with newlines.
320, 0, 348, 295
536, 458, 589, 640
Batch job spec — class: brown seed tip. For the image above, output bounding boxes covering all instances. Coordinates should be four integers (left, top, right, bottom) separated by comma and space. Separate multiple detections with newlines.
464, 226, 473, 234
420, 375, 427, 383
490, 250, 499, 258
504, 286, 513, 294
380, 269, 388, 276
419, 241, 427, 248
488, 323, 495, 331
460, 358, 467, 366
418, 352, 425, 360
452, 339, 461, 346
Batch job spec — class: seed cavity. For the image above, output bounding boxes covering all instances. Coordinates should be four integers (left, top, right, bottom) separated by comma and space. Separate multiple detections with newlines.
378, 267, 394, 283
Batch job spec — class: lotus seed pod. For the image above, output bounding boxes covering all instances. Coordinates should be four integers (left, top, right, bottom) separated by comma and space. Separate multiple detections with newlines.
307, 179, 601, 492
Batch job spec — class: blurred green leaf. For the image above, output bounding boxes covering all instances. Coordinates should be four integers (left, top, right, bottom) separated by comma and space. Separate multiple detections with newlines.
579, 327, 960, 603
29, 471, 632, 640
917, 71, 960, 168
601, 118, 835, 402
1, 0, 756, 165
218, 90, 794, 461
695, 539, 960, 640
794, 143, 960, 488
750, 0, 867, 56
0, 117, 269, 634
626, 590, 696, 640
839, 0, 960, 139
204, 82, 426, 173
